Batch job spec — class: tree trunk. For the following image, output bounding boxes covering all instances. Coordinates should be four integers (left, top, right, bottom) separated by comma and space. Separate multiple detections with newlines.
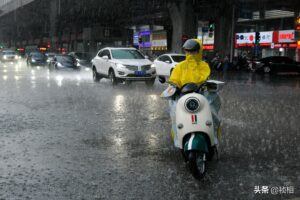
168, 0, 197, 53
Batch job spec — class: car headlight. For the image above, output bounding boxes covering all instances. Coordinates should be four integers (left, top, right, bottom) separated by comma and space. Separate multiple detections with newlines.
15, 55, 18, 59
31, 58, 36, 62
3, 55, 7, 59
57, 62, 63, 67
184, 97, 201, 113
117, 63, 126, 69
151, 64, 155, 68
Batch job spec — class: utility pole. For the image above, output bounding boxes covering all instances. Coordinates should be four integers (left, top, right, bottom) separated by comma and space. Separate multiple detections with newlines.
230, 3, 235, 63
58, 0, 61, 16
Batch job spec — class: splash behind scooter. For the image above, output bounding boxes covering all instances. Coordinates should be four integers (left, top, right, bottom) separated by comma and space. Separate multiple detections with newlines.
160, 77, 224, 179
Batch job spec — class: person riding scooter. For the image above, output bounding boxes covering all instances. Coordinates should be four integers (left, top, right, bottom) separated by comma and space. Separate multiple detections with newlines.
168, 38, 221, 147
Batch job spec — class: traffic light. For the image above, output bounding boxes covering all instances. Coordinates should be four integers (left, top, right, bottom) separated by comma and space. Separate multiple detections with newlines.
208, 21, 214, 33
255, 32, 260, 44
208, 21, 214, 38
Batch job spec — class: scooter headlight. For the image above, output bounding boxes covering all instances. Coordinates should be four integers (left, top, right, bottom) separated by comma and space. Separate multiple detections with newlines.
185, 97, 201, 113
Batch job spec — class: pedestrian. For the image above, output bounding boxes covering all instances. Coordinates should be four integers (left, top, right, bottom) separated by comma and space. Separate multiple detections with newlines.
223, 55, 229, 72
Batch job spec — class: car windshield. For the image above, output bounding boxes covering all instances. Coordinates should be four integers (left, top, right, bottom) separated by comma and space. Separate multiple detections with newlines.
3, 51, 16, 55
111, 49, 145, 59
56, 55, 76, 63
31, 52, 44, 57
171, 55, 186, 63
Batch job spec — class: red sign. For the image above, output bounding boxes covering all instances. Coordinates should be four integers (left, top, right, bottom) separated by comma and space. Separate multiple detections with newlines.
273, 31, 279, 43
278, 30, 295, 43
249, 35, 254, 41
279, 33, 294, 40
235, 43, 254, 48
272, 43, 297, 48
260, 43, 270, 47
203, 45, 214, 50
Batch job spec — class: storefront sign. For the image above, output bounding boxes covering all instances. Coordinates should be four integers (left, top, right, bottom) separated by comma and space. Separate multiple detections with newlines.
278, 30, 295, 43
236, 30, 297, 48
133, 34, 139, 45
152, 40, 167, 47
197, 33, 214, 45
259, 31, 273, 43
236, 32, 255, 44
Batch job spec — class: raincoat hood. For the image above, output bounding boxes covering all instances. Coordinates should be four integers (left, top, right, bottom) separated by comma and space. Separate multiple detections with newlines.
185, 39, 203, 63
168, 38, 210, 88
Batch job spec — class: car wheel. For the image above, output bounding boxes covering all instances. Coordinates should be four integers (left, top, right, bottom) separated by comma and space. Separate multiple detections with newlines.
145, 78, 155, 87
263, 65, 271, 73
188, 151, 207, 180
109, 70, 118, 85
93, 67, 101, 82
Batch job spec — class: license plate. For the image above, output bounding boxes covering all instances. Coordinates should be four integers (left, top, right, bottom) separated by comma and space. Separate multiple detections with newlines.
134, 71, 145, 76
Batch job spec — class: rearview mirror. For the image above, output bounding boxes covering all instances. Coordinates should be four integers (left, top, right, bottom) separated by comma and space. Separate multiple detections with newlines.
158, 76, 166, 84
165, 60, 171, 64
144, 55, 149, 59
102, 55, 109, 60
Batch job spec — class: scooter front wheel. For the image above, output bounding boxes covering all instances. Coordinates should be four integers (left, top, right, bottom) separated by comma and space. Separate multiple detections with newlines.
188, 151, 206, 180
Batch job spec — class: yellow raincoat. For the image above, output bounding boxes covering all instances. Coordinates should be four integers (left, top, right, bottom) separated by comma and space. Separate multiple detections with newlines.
169, 39, 210, 88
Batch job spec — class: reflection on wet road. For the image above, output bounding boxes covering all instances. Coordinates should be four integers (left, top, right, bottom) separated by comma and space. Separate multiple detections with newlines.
0, 61, 299, 199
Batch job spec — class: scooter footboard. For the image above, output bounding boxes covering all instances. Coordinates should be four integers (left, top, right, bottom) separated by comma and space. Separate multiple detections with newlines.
184, 133, 209, 153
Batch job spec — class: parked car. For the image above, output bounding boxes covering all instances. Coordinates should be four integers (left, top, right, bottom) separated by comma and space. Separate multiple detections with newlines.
254, 56, 300, 74
49, 55, 80, 71
153, 53, 185, 77
0, 50, 20, 63
92, 47, 156, 86
68, 52, 92, 68
26, 51, 47, 67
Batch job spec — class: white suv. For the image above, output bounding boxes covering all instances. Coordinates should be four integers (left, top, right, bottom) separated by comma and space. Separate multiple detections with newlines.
92, 47, 156, 86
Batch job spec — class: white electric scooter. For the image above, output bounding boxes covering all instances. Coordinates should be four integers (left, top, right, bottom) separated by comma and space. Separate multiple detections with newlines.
160, 78, 224, 179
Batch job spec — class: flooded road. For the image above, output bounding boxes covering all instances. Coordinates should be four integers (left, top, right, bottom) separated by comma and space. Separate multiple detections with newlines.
0, 61, 299, 200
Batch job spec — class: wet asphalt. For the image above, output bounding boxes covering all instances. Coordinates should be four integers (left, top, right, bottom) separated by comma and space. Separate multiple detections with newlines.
0, 60, 299, 200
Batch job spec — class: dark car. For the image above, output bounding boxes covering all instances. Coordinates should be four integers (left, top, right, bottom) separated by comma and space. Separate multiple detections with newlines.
26, 52, 47, 67
0, 50, 20, 62
254, 56, 300, 74
68, 52, 92, 68
49, 55, 80, 71
45, 52, 56, 63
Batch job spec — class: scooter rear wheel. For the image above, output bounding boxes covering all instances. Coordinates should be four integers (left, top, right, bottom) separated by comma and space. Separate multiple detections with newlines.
188, 151, 206, 180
